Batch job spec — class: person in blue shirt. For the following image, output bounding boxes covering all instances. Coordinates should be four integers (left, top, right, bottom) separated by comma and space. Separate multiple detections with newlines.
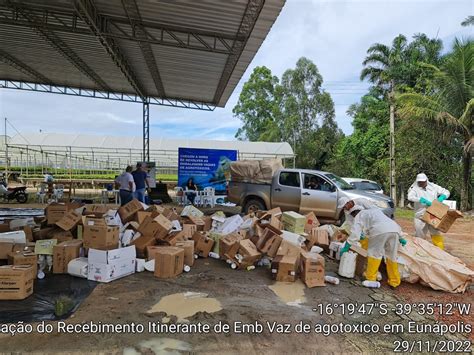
132, 162, 150, 203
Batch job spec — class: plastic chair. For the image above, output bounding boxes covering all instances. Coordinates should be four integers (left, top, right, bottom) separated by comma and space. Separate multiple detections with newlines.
52, 184, 65, 202
202, 187, 215, 208
36, 183, 47, 203
174, 187, 187, 206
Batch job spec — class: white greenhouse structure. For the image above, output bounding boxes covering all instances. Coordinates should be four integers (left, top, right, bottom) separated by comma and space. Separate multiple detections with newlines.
2, 132, 295, 177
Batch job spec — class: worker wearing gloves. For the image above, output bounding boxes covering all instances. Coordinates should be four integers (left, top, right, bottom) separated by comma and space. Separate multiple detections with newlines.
340, 205, 406, 288
407, 173, 450, 250
337, 196, 375, 249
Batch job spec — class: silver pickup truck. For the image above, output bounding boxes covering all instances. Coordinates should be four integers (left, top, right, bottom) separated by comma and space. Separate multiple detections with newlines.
228, 168, 395, 224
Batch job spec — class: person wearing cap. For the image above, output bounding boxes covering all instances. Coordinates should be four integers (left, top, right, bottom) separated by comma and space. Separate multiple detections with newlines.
340, 206, 406, 288
337, 196, 375, 249
407, 173, 450, 250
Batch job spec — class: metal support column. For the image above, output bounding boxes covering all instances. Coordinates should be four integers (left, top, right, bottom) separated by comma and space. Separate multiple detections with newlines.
143, 102, 150, 162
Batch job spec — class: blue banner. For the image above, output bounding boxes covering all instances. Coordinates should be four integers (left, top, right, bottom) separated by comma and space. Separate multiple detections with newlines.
178, 147, 237, 194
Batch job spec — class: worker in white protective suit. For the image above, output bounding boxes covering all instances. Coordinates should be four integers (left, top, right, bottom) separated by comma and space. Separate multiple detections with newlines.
407, 173, 450, 250
337, 196, 375, 250
339, 205, 406, 288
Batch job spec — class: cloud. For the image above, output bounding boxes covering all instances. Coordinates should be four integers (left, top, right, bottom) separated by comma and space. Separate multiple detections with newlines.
0, 0, 471, 139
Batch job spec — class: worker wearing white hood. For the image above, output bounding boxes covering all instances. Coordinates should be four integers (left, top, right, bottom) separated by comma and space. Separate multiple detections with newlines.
407, 173, 450, 250
340, 205, 405, 288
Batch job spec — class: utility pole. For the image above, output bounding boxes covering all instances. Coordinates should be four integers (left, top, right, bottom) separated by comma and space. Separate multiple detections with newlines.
389, 83, 397, 204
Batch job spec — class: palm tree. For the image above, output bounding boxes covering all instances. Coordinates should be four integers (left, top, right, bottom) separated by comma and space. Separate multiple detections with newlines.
360, 35, 409, 203
461, 16, 474, 26
397, 39, 473, 210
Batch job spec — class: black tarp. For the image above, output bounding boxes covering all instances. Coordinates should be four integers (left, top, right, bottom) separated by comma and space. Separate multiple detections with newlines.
0, 274, 96, 323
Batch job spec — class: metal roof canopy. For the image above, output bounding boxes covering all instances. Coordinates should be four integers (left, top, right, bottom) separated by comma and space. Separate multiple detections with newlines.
0, 0, 285, 160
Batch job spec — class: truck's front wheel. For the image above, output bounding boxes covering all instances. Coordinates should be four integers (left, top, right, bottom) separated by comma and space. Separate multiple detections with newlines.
243, 198, 266, 214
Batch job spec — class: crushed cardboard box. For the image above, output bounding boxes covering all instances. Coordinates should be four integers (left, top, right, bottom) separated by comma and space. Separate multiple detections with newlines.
422, 200, 463, 233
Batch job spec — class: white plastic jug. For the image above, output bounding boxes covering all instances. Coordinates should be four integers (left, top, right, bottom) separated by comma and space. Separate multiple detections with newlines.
338, 251, 357, 278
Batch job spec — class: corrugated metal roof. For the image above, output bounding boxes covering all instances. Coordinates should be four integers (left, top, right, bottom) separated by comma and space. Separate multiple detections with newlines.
0, 0, 286, 107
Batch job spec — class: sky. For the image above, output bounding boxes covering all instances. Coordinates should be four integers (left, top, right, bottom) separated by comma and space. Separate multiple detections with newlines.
0, 0, 472, 142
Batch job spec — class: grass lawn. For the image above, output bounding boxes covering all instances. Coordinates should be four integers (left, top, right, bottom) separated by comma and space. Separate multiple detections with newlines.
395, 208, 415, 219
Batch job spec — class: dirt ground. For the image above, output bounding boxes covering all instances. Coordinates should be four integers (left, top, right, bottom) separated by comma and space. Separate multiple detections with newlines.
0, 206, 472, 353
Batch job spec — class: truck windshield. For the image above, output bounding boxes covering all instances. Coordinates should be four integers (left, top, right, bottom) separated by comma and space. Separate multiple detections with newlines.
325, 173, 354, 190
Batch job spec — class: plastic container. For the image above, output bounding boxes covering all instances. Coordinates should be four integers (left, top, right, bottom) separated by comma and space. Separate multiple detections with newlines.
362, 280, 381, 288
246, 265, 255, 271
183, 265, 191, 273
324, 276, 340, 285
310, 246, 324, 254
230, 262, 237, 270
338, 251, 357, 278
37, 270, 45, 280
208, 252, 220, 259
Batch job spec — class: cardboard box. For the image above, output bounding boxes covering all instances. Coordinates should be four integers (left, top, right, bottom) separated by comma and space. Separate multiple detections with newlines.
202, 216, 212, 232
304, 212, 320, 234
56, 210, 82, 231
9, 218, 34, 231
23, 226, 34, 242
53, 240, 83, 274
276, 240, 302, 263
183, 224, 197, 239
255, 225, 282, 252
45, 203, 68, 225
7, 251, 38, 277
350, 244, 368, 278
153, 246, 184, 278
0, 223, 10, 233
83, 217, 119, 250
35, 239, 57, 255
136, 211, 157, 225
192, 232, 214, 258
219, 233, 242, 260
87, 246, 136, 283
118, 199, 144, 223
300, 251, 325, 287
161, 208, 179, 222
83, 204, 109, 218
306, 229, 329, 251
281, 211, 306, 234
237, 239, 261, 267
180, 205, 204, 218
138, 215, 173, 240
422, 200, 463, 233
50, 228, 74, 243
130, 234, 156, 258
271, 255, 298, 282
175, 240, 194, 266
332, 229, 348, 242
0, 265, 35, 300
33, 227, 55, 241
262, 234, 283, 258
0, 241, 15, 260
158, 231, 186, 246
187, 216, 206, 231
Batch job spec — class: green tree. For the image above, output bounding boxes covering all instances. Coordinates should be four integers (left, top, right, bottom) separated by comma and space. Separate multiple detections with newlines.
360, 35, 410, 200
397, 39, 473, 210
233, 66, 281, 141
280, 57, 342, 168
461, 16, 474, 26
325, 89, 389, 187
233, 58, 342, 169
360, 34, 443, 202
